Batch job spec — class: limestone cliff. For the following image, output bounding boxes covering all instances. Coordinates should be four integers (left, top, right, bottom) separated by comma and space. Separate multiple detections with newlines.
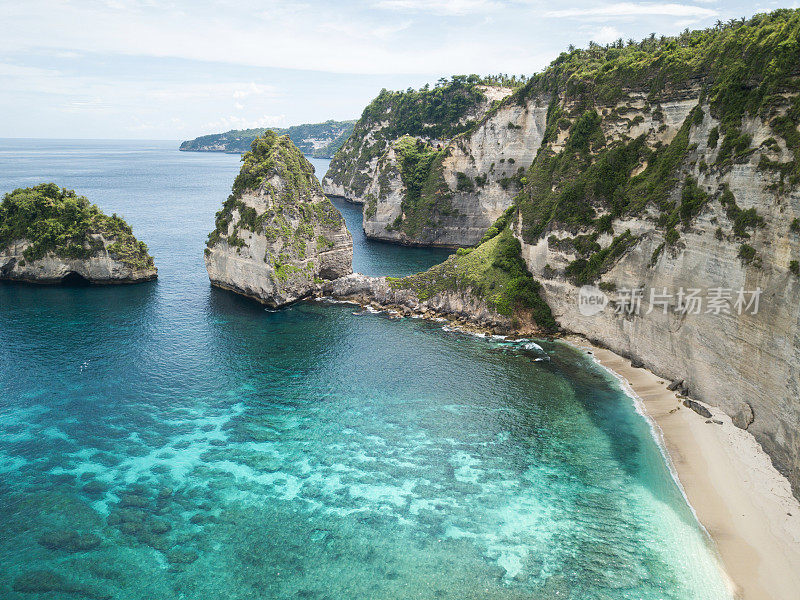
0, 184, 156, 284
333, 11, 800, 495
359, 98, 547, 246
322, 77, 517, 245
205, 131, 352, 307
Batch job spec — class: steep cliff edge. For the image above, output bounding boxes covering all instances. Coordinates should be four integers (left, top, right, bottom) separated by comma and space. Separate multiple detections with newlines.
0, 184, 156, 284
504, 11, 800, 494
205, 131, 352, 307
322, 76, 520, 246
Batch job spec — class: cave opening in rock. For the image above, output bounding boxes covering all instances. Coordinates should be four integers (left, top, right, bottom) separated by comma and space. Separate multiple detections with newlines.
61, 271, 91, 286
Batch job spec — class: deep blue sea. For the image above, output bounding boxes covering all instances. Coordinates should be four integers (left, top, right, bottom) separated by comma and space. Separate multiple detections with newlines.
0, 139, 731, 599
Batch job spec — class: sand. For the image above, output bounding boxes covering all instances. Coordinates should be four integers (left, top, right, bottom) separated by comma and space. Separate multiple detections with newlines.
566, 336, 800, 600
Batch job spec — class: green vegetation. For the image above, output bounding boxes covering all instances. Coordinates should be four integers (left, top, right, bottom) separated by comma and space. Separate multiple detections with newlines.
180, 120, 355, 158
387, 136, 454, 237
0, 183, 154, 269
790, 260, 800, 275
389, 228, 556, 330
207, 131, 344, 252
456, 172, 474, 192
480, 205, 518, 244
518, 107, 653, 242
515, 10, 800, 127
738, 243, 757, 263
358, 76, 495, 141
326, 75, 508, 199
718, 187, 764, 238
564, 230, 638, 285
679, 177, 709, 225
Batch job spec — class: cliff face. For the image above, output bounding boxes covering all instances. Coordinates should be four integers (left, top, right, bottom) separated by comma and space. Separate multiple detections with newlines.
205, 132, 352, 307
0, 184, 156, 284
358, 101, 548, 246
501, 10, 800, 493
329, 11, 800, 494
517, 98, 800, 493
322, 78, 518, 245
0, 238, 156, 284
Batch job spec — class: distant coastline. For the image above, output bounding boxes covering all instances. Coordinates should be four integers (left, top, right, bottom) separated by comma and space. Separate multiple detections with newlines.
179, 120, 354, 159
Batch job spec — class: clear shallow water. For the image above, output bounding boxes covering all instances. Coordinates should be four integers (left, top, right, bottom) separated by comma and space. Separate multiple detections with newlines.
0, 140, 732, 599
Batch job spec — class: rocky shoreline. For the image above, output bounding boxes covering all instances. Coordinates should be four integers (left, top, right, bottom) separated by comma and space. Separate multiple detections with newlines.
319, 272, 546, 337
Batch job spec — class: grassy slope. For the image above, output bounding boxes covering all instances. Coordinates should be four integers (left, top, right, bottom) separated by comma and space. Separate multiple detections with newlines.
389, 227, 557, 331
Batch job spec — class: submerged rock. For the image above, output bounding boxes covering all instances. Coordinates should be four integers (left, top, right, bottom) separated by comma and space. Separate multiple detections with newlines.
205, 131, 352, 307
38, 529, 101, 552
0, 183, 156, 284
13, 570, 111, 599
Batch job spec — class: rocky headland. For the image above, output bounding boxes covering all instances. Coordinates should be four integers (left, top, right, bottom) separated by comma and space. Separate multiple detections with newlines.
0, 183, 157, 284
321, 11, 800, 498
181, 120, 355, 158
205, 131, 352, 307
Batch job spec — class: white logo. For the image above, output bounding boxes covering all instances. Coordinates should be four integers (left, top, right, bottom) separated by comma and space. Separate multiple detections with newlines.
577, 285, 608, 316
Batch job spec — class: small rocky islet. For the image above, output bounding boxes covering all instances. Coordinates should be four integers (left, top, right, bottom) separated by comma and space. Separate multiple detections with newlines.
204, 130, 353, 307
0, 183, 156, 284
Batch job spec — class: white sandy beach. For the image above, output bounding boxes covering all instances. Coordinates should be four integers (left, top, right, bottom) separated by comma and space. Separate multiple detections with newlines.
567, 336, 800, 600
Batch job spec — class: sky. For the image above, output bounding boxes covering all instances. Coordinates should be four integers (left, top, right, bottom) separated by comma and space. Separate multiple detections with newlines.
0, 0, 795, 140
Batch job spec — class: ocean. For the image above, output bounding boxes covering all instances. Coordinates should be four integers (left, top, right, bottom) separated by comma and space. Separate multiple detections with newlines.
0, 139, 731, 599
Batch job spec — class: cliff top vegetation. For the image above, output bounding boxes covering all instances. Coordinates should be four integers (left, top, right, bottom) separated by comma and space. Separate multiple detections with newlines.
0, 183, 154, 269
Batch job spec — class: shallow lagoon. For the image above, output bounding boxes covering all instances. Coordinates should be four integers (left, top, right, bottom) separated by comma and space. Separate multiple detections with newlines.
0, 140, 730, 599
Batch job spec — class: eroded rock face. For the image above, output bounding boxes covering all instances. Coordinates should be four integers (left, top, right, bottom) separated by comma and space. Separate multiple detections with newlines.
516, 101, 800, 494
0, 237, 157, 284
0, 184, 157, 284
205, 132, 352, 307
361, 100, 549, 247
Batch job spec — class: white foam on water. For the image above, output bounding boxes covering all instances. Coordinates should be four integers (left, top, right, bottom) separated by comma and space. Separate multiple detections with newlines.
563, 340, 734, 599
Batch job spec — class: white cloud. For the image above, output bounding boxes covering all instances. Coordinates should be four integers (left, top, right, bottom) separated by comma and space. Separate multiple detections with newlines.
232, 83, 278, 99
202, 114, 287, 132
373, 0, 502, 15
591, 25, 622, 44
0, 0, 554, 76
546, 2, 717, 19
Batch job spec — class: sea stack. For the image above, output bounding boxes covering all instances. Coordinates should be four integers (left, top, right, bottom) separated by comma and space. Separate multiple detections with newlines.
205, 131, 352, 306
0, 183, 157, 284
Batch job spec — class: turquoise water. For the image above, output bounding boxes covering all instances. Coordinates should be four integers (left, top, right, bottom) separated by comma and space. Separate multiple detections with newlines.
0, 140, 731, 599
